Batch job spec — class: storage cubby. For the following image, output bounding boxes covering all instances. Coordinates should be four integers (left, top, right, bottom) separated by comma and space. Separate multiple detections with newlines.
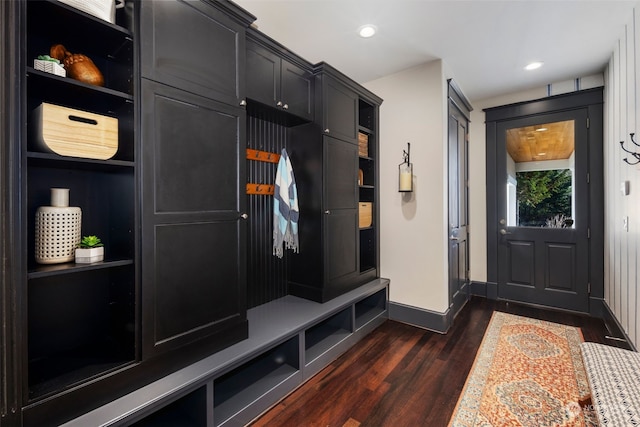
26, 0, 134, 96
130, 386, 209, 427
26, 165, 135, 272
213, 336, 300, 426
305, 307, 352, 364
27, 265, 135, 400
355, 288, 387, 330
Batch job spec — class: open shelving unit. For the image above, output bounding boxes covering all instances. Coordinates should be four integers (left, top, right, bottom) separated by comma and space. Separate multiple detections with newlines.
23, 0, 137, 404
358, 98, 378, 275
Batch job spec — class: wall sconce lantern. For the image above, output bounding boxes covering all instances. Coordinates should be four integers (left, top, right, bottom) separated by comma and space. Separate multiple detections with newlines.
620, 132, 640, 165
399, 142, 413, 192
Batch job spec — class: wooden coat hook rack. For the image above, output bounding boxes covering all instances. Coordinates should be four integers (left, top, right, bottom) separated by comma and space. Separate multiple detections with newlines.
246, 148, 281, 164
246, 183, 275, 195
246, 148, 281, 195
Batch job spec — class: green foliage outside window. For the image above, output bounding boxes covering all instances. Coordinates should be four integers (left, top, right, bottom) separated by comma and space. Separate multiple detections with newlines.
516, 169, 572, 227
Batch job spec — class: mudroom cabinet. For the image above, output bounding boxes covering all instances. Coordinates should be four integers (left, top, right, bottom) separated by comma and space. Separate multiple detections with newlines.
289, 64, 382, 302
246, 31, 314, 121
0, 0, 384, 425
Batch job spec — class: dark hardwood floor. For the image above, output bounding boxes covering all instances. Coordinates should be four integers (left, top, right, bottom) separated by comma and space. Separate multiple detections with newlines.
249, 296, 632, 427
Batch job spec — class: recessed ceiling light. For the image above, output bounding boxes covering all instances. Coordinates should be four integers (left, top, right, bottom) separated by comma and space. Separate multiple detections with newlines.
358, 24, 377, 38
524, 61, 544, 71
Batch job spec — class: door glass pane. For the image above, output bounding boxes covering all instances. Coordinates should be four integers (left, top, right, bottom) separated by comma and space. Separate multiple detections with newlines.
505, 120, 575, 228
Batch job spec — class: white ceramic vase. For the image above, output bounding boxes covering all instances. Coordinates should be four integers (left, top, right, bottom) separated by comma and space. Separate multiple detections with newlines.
35, 188, 82, 264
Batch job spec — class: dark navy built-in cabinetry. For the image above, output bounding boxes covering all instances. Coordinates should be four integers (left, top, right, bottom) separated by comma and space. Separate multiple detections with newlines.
0, 0, 384, 426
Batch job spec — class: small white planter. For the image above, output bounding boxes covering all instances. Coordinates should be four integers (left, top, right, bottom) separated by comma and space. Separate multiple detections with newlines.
75, 246, 104, 264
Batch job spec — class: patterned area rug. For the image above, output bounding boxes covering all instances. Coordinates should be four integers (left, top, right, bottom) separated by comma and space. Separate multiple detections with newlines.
449, 311, 597, 427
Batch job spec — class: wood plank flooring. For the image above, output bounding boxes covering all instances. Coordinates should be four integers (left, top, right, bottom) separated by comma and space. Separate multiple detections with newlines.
249, 296, 632, 427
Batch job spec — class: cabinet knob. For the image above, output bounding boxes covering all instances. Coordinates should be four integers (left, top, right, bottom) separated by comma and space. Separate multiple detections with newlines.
324, 128, 330, 134
324, 210, 331, 215
276, 101, 283, 107
239, 99, 247, 106
240, 213, 249, 220
283, 103, 289, 110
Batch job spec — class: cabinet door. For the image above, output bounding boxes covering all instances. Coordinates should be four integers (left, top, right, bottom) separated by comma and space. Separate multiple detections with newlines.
326, 137, 358, 209
140, 0, 246, 107
246, 41, 280, 108
281, 59, 313, 121
141, 80, 247, 358
246, 42, 313, 121
324, 137, 359, 294
324, 208, 359, 295
322, 77, 358, 144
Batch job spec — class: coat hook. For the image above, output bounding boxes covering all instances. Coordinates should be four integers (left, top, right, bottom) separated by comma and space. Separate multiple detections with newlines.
620, 133, 640, 165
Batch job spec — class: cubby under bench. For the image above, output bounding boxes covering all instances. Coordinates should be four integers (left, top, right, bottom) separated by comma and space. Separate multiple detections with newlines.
61, 278, 389, 427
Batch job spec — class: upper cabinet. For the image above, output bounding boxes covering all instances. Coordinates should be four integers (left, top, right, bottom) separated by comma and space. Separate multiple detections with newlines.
316, 67, 359, 144
246, 31, 314, 121
140, 0, 253, 107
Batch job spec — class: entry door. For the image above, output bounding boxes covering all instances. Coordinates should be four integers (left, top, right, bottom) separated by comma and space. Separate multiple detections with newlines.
496, 110, 589, 312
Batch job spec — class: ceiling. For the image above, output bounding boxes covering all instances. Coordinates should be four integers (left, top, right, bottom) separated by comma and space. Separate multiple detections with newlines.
506, 120, 574, 163
233, 0, 638, 102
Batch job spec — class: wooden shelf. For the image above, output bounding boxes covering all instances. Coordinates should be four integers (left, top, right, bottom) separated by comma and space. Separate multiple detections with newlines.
28, 259, 134, 279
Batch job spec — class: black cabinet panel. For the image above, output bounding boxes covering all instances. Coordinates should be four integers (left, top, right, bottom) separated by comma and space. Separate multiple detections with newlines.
322, 76, 358, 144
281, 59, 313, 120
246, 42, 279, 107
246, 38, 313, 121
154, 222, 241, 343
326, 138, 358, 209
140, 0, 246, 106
150, 89, 239, 214
141, 79, 247, 358
325, 209, 358, 286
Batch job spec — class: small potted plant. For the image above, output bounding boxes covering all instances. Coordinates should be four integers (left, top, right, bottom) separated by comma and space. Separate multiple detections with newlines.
75, 235, 104, 264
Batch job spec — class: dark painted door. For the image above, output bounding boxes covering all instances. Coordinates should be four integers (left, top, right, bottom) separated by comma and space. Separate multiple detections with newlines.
324, 136, 359, 298
140, 0, 246, 107
448, 101, 469, 314
495, 109, 590, 312
141, 80, 248, 358
322, 76, 358, 144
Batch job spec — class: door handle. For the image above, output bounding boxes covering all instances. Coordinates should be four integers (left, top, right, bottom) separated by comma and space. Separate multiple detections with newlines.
450, 236, 459, 241
499, 229, 511, 235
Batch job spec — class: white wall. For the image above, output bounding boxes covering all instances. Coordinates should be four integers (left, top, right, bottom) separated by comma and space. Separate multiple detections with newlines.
604, 7, 640, 349
364, 60, 449, 313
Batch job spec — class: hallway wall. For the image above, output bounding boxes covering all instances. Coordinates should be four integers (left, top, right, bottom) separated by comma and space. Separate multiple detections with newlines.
603, 6, 640, 349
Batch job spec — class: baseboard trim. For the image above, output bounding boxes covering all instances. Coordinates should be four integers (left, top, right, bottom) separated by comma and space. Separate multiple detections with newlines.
469, 281, 486, 297
388, 301, 450, 334
601, 300, 637, 351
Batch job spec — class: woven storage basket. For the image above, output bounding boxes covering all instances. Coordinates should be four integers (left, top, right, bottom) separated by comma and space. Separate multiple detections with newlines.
35, 189, 82, 264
